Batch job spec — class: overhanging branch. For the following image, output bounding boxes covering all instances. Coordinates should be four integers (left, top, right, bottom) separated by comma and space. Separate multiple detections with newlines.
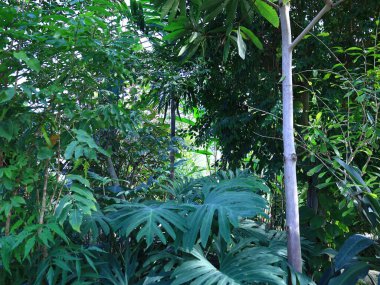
290, 0, 345, 50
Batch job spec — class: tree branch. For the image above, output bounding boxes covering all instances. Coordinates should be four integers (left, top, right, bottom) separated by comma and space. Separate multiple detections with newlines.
290, 4, 332, 50
332, 0, 345, 7
262, 0, 279, 10
290, 0, 345, 50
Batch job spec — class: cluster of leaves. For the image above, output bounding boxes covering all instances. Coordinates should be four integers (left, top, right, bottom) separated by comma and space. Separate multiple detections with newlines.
1, 168, 313, 284
1, 0, 380, 284
0, 0, 170, 283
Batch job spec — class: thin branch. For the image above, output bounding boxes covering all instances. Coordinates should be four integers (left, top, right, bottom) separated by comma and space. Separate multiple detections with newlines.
290, 3, 332, 50
262, 0, 279, 10
252, 130, 282, 141
332, 0, 345, 7
291, 0, 346, 50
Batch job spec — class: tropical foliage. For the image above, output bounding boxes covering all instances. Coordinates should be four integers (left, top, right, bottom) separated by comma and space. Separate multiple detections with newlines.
1, 0, 379, 284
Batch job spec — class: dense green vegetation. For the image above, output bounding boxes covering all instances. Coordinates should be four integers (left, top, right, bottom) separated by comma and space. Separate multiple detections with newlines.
0, 0, 379, 284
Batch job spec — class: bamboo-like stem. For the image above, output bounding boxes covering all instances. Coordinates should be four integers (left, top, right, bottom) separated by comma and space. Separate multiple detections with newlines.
39, 159, 50, 226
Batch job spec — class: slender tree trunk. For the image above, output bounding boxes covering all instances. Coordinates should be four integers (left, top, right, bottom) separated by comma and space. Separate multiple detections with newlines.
39, 159, 50, 226
39, 159, 50, 258
106, 156, 120, 187
0, 151, 3, 167
170, 96, 176, 180
106, 148, 126, 199
279, 2, 302, 273
5, 210, 11, 236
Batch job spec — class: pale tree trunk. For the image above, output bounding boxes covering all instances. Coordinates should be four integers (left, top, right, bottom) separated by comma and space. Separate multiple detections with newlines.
277, 0, 345, 273
170, 96, 176, 180
279, 2, 302, 273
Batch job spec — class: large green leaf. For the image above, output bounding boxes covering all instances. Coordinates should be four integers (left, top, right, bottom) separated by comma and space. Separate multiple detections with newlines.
13, 51, 41, 72
67, 174, 90, 187
64, 141, 79, 160
183, 175, 269, 249
334, 158, 370, 192
23, 236, 36, 260
69, 209, 83, 233
160, 0, 176, 19
0, 88, 15, 104
254, 0, 279, 28
334, 234, 374, 271
240, 26, 263, 50
108, 202, 188, 247
328, 261, 369, 285
172, 245, 286, 285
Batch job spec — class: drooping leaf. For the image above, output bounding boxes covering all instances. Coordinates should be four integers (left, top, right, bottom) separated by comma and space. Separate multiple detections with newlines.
307, 164, 323, 176
23, 236, 36, 260
240, 26, 263, 50
67, 174, 90, 187
176, 116, 195, 126
328, 261, 369, 285
334, 158, 370, 192
46, 223, 69, 244
69, 209, 83, 233
65, 141, 79, 160
161, 0, 176, 19
237, 28, 247, 60
254, 0, 279, 28
334, 234, 374, 271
